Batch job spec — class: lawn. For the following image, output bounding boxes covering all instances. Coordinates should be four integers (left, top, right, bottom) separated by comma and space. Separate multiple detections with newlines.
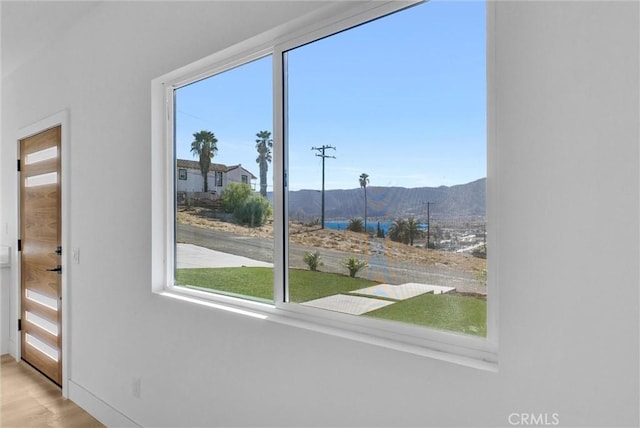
176, 267, 486, 336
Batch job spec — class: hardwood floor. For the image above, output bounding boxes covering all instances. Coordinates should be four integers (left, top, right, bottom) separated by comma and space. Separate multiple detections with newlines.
1, 354, 104, 428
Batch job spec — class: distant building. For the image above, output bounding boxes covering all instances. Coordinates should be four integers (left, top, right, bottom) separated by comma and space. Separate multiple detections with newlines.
176, 159, 257, 200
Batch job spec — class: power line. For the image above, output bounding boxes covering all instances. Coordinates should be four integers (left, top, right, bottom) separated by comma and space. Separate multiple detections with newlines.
311, 145, 336, 229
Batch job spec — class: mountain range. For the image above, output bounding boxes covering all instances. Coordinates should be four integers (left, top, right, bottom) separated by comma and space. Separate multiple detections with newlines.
279, 178, 486, 222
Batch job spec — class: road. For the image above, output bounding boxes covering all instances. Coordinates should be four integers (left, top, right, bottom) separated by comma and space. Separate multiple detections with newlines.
177, 223, 484, 293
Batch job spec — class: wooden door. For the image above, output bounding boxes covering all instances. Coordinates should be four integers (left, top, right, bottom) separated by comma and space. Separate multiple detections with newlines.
19, 126, 62, 386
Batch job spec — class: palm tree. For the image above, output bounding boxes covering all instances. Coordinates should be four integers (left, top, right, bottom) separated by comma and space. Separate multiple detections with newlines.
359, 173, 369, 232
255, 130, 273, 197
406, 217, 424, 246
388, 218, 408, 244
190, 130, 218, 192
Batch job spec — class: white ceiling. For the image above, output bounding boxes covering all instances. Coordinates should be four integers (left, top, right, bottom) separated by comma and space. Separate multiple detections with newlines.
1, 1, 102, 78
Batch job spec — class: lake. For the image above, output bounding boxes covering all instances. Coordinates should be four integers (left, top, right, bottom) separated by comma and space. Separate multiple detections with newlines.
324, 221, 427, 233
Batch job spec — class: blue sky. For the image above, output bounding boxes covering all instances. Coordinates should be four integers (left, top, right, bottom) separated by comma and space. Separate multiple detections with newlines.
175, 0, 486, 192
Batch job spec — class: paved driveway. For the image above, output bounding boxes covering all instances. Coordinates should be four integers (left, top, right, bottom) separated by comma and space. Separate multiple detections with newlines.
177, 243, 273, 269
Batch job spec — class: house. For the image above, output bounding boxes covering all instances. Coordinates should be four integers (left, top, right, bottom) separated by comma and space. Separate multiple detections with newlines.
0, 2, 638, 428
176, 159, 256, 199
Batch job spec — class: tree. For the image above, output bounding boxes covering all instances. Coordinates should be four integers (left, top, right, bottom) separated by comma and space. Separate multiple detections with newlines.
190, 130, 218, 192
255, 130, 273, 197
347, 218, 364, 233
406, 217, 424, 246
388, 219, 408, 244
388, 217, 424, 246
359, 173, 370, 232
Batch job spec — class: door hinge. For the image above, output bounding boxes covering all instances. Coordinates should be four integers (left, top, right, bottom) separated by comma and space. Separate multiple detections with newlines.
17, 159, 21, 172
18, 319, 22, 331
17, 239, 22, 251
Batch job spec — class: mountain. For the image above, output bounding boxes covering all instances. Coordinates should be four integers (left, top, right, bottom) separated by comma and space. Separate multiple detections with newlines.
280, 178, 486, 222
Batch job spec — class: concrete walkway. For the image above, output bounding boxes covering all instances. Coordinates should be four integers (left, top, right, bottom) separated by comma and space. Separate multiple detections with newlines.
302, 282, 456, 316
302, 294, 394, 315
352, 282, 455, 299
177, 243, 273, 269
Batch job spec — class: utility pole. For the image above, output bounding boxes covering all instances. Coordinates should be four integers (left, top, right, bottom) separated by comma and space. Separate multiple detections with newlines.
311, 145, 336, 229
425, 201, 435, 249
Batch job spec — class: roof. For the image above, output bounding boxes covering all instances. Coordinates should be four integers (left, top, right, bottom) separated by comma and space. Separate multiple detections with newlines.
176, 159, 229, 172
226, 164, 257, 180
177, 159, 256, 179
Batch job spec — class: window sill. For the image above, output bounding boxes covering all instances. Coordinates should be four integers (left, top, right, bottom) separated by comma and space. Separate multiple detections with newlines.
156, 287, 498, 372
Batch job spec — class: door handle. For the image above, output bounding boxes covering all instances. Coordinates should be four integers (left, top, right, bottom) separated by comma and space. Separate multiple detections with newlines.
47, 265, 62, 274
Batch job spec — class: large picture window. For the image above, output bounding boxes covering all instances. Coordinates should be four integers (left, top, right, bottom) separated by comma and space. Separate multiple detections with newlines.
154, 0, 493, 364
284, 0, 486, 335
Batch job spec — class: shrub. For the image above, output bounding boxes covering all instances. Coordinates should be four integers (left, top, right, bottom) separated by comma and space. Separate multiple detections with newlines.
221, 183, 253, 213
472, 245, 487, 259
303, 251, 322, 271
233, 194, 272, 227
341, 256, 368, 278
476, 268, 487, 286
347, 218, 364, 233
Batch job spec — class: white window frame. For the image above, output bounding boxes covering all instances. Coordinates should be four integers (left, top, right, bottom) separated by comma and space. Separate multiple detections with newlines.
151, 0, 498, 370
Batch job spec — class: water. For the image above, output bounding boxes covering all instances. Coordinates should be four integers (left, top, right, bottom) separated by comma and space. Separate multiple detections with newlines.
324, 221, 427, 233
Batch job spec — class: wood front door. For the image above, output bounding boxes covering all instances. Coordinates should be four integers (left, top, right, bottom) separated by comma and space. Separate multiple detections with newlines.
19, 126, 62, 386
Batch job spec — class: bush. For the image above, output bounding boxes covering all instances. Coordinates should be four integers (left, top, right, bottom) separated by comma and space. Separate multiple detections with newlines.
347, 218, 364, 233
472, 245, 487, 259
476, 268, 487, 286
221, 183, 253, 213
341, 256, 368, 278
303, 251, 322, 271
221, 183, 272, 227
233, 194, 272, 227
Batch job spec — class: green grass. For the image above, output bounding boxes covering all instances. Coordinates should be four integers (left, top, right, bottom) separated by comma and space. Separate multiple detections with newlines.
364, 293, 486, 336
176, 267, 486, 336
176, 267, 274, 303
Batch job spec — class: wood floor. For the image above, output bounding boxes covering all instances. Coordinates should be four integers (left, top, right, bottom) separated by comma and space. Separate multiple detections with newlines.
1, 354, 104, 428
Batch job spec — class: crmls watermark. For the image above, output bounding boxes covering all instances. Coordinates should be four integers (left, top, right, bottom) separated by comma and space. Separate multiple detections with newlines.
508, 413, 560, 426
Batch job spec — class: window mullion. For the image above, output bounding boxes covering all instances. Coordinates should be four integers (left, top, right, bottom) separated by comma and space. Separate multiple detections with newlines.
273, 44, 287, 307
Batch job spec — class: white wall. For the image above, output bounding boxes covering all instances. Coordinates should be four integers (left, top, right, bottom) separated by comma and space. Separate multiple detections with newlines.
177, 167, 216, 194
1, 1, 638, 427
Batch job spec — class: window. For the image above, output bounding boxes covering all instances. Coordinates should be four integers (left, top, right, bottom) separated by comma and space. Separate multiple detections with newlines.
178, 168, 187, 180
153, 0, 495, 365
284, 1, 487, 337
172, 55, 274, 303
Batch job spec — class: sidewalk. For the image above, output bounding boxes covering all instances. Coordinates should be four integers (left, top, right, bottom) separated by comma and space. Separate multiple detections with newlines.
177, 243, 273, 269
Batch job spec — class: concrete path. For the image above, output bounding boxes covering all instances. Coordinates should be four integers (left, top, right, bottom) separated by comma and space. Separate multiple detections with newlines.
352, 282, 455, 300
301, 294, 395, 315
177, 243, 273, 269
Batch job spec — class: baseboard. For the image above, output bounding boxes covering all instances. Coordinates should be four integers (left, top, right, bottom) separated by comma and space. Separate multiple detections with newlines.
68, 380, 140, 428
7, 339, 16, 359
